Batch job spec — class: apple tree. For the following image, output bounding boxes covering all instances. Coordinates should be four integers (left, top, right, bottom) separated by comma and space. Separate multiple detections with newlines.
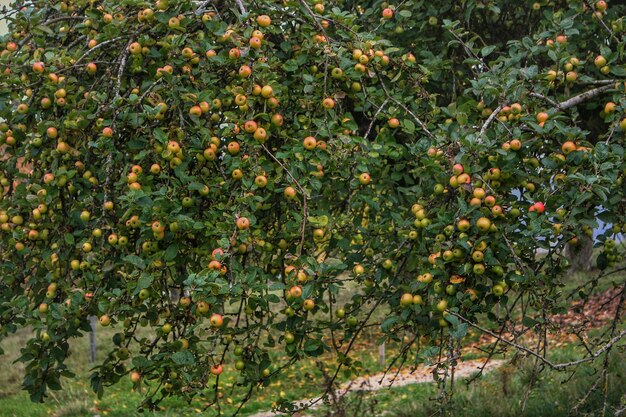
0, 0, 625, 413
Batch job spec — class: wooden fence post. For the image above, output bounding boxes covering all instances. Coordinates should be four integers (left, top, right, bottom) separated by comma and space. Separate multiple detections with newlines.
89, 315, 97, 363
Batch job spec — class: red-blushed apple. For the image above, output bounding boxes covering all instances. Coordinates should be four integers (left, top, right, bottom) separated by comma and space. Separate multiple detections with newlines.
210, 313, 223, 328
236, 217, 250, 230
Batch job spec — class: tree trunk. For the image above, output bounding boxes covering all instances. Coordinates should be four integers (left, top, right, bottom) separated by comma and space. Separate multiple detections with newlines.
565, 235, 594, 272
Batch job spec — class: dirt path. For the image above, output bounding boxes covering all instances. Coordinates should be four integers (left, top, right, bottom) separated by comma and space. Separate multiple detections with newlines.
248, 358, 505, 417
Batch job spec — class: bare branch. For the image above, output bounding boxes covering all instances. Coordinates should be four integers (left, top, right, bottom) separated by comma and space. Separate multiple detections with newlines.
447, 311, 626, 370
529, 92, 558, 107
478, 104, 503, 139
74, 36, 127, 66
556, 83, 616, 112
113, 39, 133, 102
194, 1, 212, 15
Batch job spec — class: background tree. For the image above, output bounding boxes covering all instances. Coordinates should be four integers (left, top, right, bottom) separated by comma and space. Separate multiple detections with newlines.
0, 0, 625, 414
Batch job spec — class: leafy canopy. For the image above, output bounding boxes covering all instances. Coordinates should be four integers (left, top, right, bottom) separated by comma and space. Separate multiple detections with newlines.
0, 0, 625, 413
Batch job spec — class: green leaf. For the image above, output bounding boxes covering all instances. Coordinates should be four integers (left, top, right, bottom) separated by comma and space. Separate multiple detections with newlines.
450, 323, 468, 340
171, 351, 195, 366
595, 142, 608, 161
522, 316, 537, 327
481, 45, 496, 57
381, 315, 400, 332
164, 244, 179, 261
132, 356, 153, 369
123, 255, 146, 270
135, 273, 153, 294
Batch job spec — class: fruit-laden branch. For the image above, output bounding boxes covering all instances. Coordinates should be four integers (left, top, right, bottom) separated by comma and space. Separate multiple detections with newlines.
555, 83, 616, 112
582, 0, 619, 43
73, 36, 128, 66
376, 73, 433, 138
297, 298, 384, 412
297, 0, 331, 42
447, 311, 626, 370
18, 16, 85, 48
261, 144, 308, 256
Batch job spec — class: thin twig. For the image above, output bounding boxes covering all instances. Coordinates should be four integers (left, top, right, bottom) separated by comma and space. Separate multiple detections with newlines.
364, 98, 389, 140
376, 73, 433, 138
74, 36, 127, 66
138, 78, 164, 104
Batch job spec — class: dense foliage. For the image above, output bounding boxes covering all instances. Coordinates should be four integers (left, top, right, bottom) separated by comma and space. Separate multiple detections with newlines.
0, 0, 625, 413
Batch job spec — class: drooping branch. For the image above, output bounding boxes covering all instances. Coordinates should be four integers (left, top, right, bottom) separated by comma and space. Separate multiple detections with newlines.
447, 311, 626, 370
18, 16, 85, 48
582, 0, 619, 44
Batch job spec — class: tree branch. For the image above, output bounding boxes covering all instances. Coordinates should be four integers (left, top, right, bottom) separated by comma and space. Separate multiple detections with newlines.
261, 144, 308, 256
376, 73, 433, 138
478, 104, 502, 139
447, 311, 626, 370
297, 0, 331, 42
364, 98, 389, 140
529, 92, 558, 107
234, 0, 246, 15
18, 16, 85, 48
555, 83, 616, 112
582, 0, 619, 43
194, 1, 213, 15
73, 36, 127, 66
